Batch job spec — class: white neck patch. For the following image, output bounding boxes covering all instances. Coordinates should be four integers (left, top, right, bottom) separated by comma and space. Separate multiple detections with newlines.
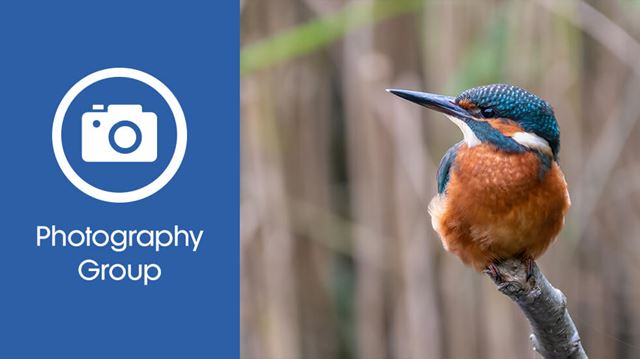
446, 115, 481, 147
511, 132, 552, 155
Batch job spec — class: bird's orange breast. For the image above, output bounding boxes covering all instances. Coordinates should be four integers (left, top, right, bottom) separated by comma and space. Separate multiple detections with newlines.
429, 144, 570, 270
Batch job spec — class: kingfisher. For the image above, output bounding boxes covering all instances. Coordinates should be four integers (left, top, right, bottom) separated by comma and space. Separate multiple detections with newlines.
387, 84, 570, 275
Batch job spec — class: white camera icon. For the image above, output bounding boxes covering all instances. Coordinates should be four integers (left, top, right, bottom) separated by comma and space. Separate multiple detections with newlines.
82, 104, 157, 162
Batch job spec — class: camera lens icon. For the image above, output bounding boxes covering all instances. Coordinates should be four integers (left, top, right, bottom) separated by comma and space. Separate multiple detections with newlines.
82, 104, 157, 162
107, 120, 142, 154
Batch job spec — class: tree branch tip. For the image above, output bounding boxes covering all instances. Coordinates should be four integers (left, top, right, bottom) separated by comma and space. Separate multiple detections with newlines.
529, 333, 540, 351
485, 257, 588, 358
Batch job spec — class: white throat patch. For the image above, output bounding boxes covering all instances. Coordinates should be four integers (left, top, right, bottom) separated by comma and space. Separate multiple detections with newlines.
446, 115, 480, 147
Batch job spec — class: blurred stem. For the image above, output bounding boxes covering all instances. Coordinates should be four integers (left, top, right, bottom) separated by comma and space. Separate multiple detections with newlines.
240, 0, 423, 76
536, 0, 640, 247
446, 1, 511, 93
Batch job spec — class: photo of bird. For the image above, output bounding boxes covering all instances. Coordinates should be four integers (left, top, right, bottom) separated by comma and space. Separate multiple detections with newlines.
241, 0, 640, 356
388, 85, 570, 275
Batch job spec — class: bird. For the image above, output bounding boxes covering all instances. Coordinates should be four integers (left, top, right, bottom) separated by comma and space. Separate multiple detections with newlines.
387, 84, 570, 275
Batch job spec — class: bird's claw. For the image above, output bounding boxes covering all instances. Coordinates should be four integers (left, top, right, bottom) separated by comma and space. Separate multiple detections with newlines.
484, 263, 503, 282
524, 257, 535, 283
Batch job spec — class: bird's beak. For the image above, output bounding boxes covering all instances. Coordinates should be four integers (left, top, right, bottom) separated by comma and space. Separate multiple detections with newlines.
386, 89, 471, 120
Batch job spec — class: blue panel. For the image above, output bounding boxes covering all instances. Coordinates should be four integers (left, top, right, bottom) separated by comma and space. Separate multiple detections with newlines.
0, 1, 238, 358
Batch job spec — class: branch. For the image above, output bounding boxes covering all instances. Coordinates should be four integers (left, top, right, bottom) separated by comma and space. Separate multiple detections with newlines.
486, 259, 588, 359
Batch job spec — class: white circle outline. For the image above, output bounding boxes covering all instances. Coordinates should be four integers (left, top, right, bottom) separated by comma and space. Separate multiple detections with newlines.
52, 68, 187, 203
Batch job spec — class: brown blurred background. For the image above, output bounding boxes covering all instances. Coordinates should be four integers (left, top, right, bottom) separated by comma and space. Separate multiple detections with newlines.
240, 0, 640, 358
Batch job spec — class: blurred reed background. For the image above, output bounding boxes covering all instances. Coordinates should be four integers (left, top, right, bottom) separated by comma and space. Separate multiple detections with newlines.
240, 0, 640, 358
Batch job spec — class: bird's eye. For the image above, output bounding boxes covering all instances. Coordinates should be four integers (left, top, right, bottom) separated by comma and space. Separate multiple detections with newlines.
481, 108, 495, 118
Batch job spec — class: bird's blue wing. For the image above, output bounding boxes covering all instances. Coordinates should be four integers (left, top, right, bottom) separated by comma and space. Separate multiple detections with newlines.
437, 142, 462, 194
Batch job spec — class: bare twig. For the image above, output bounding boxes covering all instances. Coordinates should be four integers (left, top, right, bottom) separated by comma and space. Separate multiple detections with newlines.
487, 259, 588, 359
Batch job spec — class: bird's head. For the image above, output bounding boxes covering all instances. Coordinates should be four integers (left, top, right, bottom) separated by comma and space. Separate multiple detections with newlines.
388, 84, 559, 158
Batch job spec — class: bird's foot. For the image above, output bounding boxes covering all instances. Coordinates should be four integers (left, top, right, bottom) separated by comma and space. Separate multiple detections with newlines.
523, 257, 535, 282
483, 263, 503, 283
